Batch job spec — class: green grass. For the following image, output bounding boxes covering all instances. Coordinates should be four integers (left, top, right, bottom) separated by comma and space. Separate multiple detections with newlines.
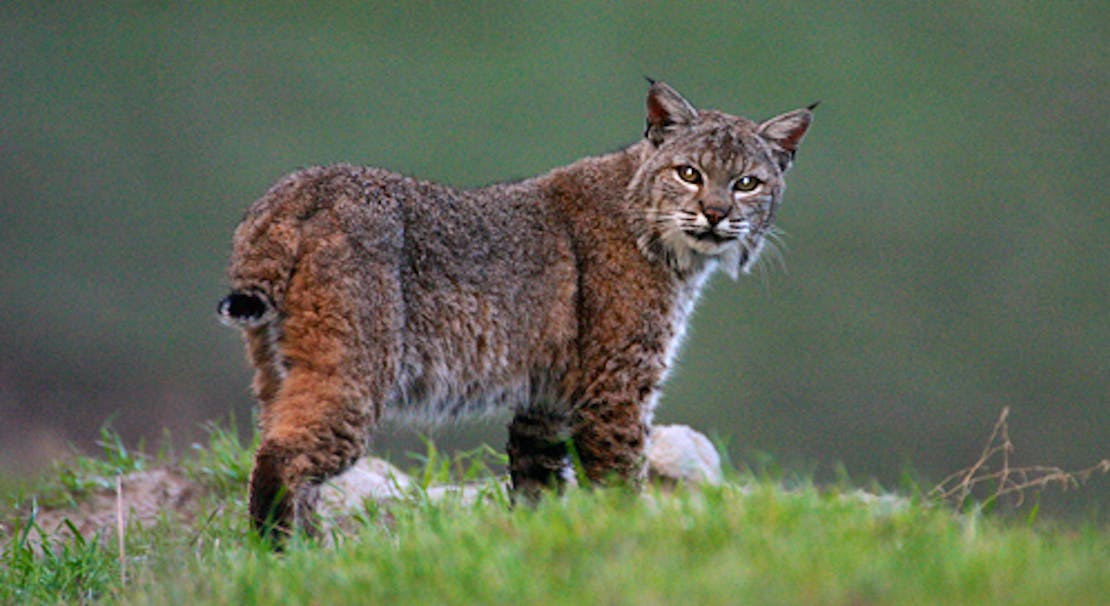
2, 426, 1107, 605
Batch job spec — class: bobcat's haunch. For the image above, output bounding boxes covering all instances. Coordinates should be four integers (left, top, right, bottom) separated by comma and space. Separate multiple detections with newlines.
220, 82, 813, 542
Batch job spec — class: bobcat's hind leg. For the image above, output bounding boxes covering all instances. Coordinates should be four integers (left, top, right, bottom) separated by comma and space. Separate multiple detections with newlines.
242, 324, 284, 406
507, 405, 572, 504
249, 232, 402, 544
249, 370, 375, 543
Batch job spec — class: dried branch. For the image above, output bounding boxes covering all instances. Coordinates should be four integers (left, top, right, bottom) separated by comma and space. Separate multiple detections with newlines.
116, 475, 127, 586
930, 407, 1110, 510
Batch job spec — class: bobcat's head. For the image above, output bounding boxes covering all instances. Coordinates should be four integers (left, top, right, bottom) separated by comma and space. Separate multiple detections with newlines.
629, 81, 813, 278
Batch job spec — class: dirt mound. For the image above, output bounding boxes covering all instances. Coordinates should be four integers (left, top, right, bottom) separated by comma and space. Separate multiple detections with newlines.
6, 468, 201, 547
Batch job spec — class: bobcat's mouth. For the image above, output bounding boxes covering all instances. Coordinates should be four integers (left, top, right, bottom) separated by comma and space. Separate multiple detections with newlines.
683, 226, 737, 247
686, 229, 736, 245
678, 226, 767, 276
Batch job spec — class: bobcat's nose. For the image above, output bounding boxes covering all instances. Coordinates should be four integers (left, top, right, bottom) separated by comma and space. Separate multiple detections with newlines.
701, 205, 728, 226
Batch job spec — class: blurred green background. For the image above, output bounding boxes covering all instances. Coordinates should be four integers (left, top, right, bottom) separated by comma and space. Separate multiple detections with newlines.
1, 3, 1106, 514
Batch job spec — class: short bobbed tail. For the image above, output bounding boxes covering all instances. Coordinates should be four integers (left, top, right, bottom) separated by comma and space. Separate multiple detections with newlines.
218, 289, 277, 328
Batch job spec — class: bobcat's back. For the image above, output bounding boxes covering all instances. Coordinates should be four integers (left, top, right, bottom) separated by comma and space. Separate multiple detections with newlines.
222, 165, 580, 422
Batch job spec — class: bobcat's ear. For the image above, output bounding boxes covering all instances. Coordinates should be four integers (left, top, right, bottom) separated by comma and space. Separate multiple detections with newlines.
757, 105, 815, 172
645, 81, 698, 146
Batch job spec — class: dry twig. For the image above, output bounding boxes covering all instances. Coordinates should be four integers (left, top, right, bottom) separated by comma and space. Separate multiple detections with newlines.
931, 407, 1110, 510
116, 475, 126, 586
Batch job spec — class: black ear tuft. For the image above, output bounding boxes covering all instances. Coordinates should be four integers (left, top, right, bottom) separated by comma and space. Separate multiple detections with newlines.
757, 107, 814, 172
218, 291, 274, 327
644, 81, 698, 146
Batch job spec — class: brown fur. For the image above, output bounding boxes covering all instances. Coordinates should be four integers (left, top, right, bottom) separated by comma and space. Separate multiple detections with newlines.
219, 82, 813, 541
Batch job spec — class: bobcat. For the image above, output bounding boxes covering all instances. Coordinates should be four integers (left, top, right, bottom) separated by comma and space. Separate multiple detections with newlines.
219, 81, 813, 541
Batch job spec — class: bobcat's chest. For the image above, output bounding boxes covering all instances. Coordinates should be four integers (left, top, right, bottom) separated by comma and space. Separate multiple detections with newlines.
660, 262, 716, 381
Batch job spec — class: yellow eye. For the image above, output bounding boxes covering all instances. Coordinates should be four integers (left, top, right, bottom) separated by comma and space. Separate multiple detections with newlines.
733, 175, 762, 192
675, 165, 703, 185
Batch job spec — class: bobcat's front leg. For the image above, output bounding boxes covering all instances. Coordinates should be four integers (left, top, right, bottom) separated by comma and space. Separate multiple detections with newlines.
569, 368, 658, 487
571, 402, 651, 487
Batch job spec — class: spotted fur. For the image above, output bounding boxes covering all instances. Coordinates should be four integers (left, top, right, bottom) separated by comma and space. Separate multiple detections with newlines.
220, 82, 813, 542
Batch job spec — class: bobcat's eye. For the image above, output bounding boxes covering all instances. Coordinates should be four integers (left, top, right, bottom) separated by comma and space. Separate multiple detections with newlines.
733, 175, 762, 192
674, 165, 703, 185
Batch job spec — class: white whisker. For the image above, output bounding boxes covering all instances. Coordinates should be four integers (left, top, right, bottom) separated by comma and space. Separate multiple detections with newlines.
762, 237, 788, 275
764, 226, 788, 252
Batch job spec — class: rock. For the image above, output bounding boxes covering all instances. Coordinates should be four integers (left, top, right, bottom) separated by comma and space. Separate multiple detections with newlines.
319, 456, 411, 515
647, 424, 724, 486
317, 423, 725, 519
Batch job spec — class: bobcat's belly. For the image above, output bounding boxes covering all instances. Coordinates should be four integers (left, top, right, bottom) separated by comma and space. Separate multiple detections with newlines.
382, 279, 575, 425
385, 365, 534, 424
386, 319, 560, 424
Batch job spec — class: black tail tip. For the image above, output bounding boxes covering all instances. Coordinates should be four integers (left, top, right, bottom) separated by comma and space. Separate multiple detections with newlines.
218, 291, 274, 327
